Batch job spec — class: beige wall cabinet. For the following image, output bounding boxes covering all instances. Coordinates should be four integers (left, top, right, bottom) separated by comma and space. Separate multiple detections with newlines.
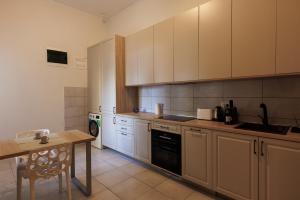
87, 44, 102, 113
134, 119, 151, 163
232, 0, 276, 77
259, 138, 300, 200
198, 0, 231, 80
213, 131, 258, 200
174, 7, 199, 82
154, 18, 174, 83
183, 127, 212, 189
276, 0, 300, 74
125, 34, 139, 86
102, 113, 116, 149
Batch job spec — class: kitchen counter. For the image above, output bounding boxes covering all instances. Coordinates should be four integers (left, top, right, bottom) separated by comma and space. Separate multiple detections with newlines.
118, 112, 300, 143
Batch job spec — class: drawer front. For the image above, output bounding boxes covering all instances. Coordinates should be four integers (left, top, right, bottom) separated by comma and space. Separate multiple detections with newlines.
152, 122, 180, 134
116, 124, 133, 134
116, 131, 134, 157
116, 116, 134, 126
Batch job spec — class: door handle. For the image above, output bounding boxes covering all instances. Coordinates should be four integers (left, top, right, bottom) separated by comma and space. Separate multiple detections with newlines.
254, 140, 257, 155
113, 117, 116, 124
113, 107, 116, 114
99, 106, 102, 112
261, 141, 264, 156
147, 123, 151, 132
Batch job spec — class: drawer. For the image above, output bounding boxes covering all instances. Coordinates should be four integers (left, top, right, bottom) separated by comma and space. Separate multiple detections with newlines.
116, 124, 133, 134
116, 131, 134, 157
152, 122, 181, 134
116, 116, 134, 126
182, 126, 212, 135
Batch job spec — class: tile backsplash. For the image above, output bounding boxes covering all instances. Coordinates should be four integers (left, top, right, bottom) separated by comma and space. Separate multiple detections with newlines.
139, 76, 300, 126
64, 87, 88, 133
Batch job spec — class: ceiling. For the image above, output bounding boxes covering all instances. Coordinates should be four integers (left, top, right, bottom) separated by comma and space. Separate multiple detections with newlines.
53, 0, 139, 19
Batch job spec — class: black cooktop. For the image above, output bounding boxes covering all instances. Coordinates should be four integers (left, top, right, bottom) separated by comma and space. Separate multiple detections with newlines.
158, 115, 195, 122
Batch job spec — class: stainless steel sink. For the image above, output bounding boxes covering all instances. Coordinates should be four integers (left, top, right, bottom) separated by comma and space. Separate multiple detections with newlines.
236, 122, 290, 135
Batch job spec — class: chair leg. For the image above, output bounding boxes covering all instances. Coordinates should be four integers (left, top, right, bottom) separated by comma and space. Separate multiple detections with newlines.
65, 170, 72, 200
58, 173, 63, 193
17, 171, 22, 200
29, 179, 35, 200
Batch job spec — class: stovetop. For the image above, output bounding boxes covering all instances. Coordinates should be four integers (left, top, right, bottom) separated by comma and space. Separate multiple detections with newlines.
158, 115, 195, 122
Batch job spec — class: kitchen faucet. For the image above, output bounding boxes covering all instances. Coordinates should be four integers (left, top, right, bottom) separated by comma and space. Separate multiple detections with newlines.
259, 103, 269, 127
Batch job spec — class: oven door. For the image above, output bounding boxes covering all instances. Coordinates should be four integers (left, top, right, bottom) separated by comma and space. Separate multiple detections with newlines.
151, 129, 182, 175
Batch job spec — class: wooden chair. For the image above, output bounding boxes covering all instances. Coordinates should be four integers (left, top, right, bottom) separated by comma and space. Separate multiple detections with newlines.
17, 143, 73, 200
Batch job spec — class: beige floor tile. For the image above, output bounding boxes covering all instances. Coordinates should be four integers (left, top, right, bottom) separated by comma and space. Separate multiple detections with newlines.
137, 189, 171, 200
111, 178, 151, 200
90, 189, 120, 200
106, 156, 131, 167
155, 179, 193, 200
185, 192, 216, 200
92, 162, 116, 176
95, 168, 130, 188
120, 162, 147, 176
134, 170, 167, 187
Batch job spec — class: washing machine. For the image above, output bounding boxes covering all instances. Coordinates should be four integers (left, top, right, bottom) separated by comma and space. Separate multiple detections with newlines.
88, 113, 102, 149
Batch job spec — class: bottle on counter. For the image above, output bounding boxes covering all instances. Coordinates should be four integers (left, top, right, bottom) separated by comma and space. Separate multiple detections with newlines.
224, 104, 232, 125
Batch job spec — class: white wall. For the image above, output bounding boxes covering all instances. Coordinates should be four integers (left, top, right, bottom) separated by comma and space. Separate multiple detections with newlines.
0, 0, 107, 138
106, 0, 203, 36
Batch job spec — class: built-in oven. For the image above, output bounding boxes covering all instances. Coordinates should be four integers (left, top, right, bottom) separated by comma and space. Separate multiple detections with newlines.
151, 125, 182, 175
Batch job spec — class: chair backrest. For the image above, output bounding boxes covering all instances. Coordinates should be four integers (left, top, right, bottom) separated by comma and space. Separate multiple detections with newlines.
16, 129, 50, 139
26, 143, 72, 180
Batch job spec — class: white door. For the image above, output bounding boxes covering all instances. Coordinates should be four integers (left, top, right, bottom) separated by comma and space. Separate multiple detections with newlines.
276, 0, 300, 74
232, 0, 276, 77
199, 0, 231, 80
101, 39, 116, 114
259, 138, 300, 200
102, 113, 116, 149
87, 44, 102, 113
174, 7, 199, 82
213, 131, 258, 200
134, 119, 151, 163
183, 127, 212, 189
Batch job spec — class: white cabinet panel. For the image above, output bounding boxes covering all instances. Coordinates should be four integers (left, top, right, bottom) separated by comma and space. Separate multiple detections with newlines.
125, 34, 139, 86
102, 113, 116, 149
116, 131, 134, 157
134, 119, 151, 163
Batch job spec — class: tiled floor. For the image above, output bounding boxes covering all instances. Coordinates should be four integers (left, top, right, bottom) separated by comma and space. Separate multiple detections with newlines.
0, 144, 218, 200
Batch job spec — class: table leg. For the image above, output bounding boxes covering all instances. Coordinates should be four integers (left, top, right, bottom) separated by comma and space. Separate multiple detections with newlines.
71, 142, 92, 196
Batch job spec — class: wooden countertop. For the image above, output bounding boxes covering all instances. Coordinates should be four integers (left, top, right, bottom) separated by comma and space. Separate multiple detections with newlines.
118, 112, 300, 143
0, 130, 95, 160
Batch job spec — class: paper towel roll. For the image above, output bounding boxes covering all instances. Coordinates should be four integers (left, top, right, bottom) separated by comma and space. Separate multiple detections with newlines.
154, 103, 164, 116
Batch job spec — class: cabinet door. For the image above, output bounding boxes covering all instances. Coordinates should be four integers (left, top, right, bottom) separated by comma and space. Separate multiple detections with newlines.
199, 0, 231, 80
125, 34, 139, 86
137, 26, 154, 85
116, 132, 134, 157
102, 113, 116, 149
183, 127, 212, 189
134, 120, 151, 163
232, 0, 276, 77
101, 39, 116, 113
213, 131, 258, 200
276, 0, 300, 74
87, 44, 102, 113
174, 7, 199, 82
154, 19, 174, 83
259, 138, 300, 200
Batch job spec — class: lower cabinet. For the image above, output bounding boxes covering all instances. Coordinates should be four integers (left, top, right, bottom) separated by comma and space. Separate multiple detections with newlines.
102, 113, 116, 149
213, 131, 258, 200
182, 127, 213, 189
116, 131, 135, 157
134, 119, 151, 163
259, 138, 300, 200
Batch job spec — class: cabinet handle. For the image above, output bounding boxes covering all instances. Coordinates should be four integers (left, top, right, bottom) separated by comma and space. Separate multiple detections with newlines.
254, 140, 257, 155
189, 128, 201, 132
121, 120, 127, 123
121, 127, 127, 130
99, 106, 102, 112
147, 123, 151, 132
121, 132, 127, 136
113, 107, 116, 114
261, 141, 264, 156
113, 117, 116, 124
160, 125, 170, 130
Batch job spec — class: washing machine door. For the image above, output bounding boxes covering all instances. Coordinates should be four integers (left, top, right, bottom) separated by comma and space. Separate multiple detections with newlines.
89, 120, 99, 138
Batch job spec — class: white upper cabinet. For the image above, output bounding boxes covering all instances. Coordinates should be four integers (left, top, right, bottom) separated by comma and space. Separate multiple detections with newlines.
174, 7, 199, 82
137, 26, 154, 85
87, 44, 102, 113
199, 0, 231, 80
154, 18, 174, 83
125, 34, 139, 86
232, 0, 276, 77
101, 39, 116, 113
276, 0, 300, 74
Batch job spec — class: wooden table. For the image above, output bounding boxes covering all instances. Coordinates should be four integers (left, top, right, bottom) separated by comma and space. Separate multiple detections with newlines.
0, 130, 95, 196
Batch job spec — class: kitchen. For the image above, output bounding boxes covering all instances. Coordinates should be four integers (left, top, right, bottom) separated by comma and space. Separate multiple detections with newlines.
1, 0, 300, 200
